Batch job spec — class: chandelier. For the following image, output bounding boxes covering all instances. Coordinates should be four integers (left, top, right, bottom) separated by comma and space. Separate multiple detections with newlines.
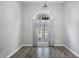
35, 2, 50, 21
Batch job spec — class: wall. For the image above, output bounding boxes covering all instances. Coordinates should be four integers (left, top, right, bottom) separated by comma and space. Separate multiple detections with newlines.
64, 1, 79, 56
0, 1, 79, 57
0, 1, 23, 57
22, 2, 64, 46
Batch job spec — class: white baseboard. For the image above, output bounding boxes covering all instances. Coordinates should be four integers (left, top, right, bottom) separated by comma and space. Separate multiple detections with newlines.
22, 44, 33, 46
54, 44, 64, 46
64, 45, 79, 57
23, 44, 64, 46
7, 45, 23, 58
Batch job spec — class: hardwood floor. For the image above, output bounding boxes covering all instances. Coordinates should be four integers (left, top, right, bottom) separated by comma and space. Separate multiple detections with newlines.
10, 46, 77, 58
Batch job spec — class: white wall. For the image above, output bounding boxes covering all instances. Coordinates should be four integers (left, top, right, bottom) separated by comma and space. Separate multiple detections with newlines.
64, 1, 79, 56
22, 2, 64, 46
0, 1, 23, 57
1, 1, 79, 58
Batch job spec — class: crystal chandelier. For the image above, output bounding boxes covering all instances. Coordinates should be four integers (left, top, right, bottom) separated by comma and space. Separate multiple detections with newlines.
35, 2, 50, 21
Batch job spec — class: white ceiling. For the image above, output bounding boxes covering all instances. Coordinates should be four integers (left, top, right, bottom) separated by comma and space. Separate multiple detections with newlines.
21, 1, 65, 4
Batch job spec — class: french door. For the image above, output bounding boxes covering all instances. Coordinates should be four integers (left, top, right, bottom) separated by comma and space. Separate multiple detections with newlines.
33, 19, 54, 46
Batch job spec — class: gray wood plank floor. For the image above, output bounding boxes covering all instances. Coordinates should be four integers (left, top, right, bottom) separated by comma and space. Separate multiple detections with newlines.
10, 46, 77, 58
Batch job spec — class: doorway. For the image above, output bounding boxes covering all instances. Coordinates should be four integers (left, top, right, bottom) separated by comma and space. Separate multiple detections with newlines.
37, 20, 50, 46
33, 18, 54, 46
33, 2, 54, 46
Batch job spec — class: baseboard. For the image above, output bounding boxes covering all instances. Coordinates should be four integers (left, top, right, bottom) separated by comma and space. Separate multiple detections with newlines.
23, 44, 64, 46
22, 44, 33, 46
54, 44, 64, 46
64, 45, 79, 57
7, 44, 23, 58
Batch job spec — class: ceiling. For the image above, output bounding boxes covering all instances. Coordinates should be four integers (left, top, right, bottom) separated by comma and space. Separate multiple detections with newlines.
21, 1, 65, 4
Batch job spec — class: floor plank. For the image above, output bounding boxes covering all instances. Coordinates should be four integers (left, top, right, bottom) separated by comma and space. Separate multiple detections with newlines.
10, 46, 78, 58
